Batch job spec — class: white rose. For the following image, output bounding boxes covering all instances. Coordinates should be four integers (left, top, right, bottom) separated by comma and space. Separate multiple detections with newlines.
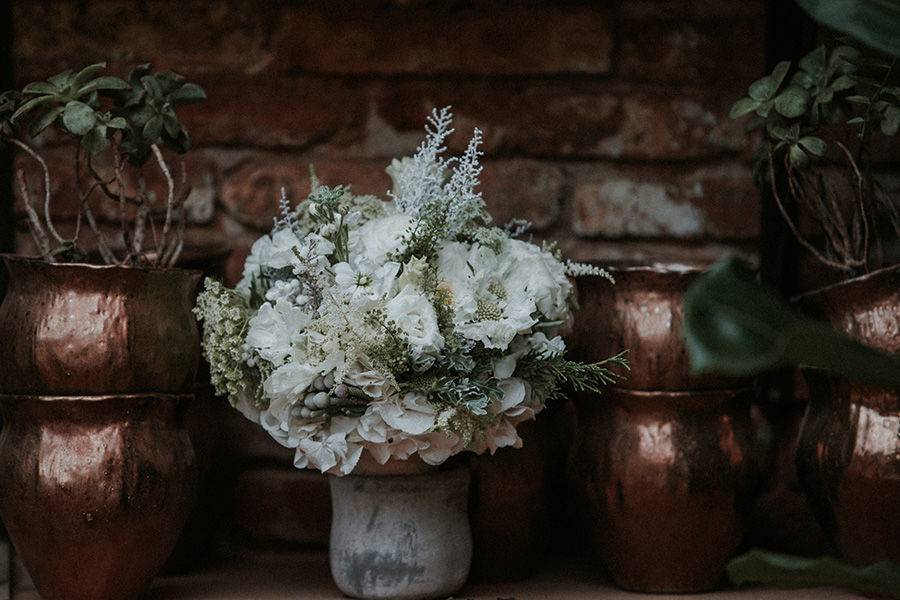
385, 285, 445, 355
503, 238, 572, 321
246, 299, 311, 365
349, 212, 415, 264
237, 228, 304, 294
263, 361, 320, 410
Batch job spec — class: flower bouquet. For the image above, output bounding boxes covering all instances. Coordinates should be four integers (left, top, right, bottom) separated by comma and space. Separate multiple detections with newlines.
195, 107, 625, 599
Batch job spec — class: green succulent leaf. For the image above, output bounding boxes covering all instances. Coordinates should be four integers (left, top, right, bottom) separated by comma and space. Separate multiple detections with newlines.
169, 82, 207, 103
106, 116, 128, 129
143, 113, 163, 141
729, 97, 760, 119
881, 105, 900, 135
141, 75, 163, 98
78, 76, 129, 96
72, 62, 108, 88
846, 95, 871, 105
774, 85, 810, 118
800, 46, 827, 74
22, 81, 58, 96
47, 69, 74, 88
789, 144, 809, 167
798, 136, 826, 156
830, 75, 857, 92
29, 105, 65, 137
62, 100, 97, 135
749, 61, 791, 101
81, 124, 109, 156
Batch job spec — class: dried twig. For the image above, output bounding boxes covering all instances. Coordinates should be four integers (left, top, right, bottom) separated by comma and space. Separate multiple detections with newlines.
15, 169, 53, 260
9, 138, 64, 245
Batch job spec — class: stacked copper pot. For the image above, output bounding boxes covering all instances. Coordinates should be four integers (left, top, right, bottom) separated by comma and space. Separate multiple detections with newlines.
572, 264, 759, 593
0, 256, 201, 600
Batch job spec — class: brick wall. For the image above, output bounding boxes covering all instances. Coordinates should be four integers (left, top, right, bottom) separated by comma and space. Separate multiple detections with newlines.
9, 0, 766, 548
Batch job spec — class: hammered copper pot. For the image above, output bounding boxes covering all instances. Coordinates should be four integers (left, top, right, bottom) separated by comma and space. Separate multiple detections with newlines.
795, 264, 900, 565
0, 255, 201, 395
575, 387, 759, 593
573, 264, 745, 390
0, 393, 197, 600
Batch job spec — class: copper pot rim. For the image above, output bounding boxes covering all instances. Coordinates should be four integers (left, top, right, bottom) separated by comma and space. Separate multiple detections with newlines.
0, 393, 194, 403
603, 387, 755, 408
0, 253, 202, 278
792, 262, 900, 304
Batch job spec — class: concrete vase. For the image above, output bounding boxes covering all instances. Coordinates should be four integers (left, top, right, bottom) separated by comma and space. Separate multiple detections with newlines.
329, 465, 471, 600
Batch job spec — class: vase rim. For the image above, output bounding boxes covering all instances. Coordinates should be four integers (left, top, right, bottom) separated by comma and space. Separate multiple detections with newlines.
338, 462, 469, 481
792, 262, 900, 303
0, 393, 194, 402
0, 253, 202, 277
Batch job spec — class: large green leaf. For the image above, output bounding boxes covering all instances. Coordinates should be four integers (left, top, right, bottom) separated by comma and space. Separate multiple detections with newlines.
684, 258, 900, 390
796, 0, 900, 57
728, 550, 900, 599
62, 101, 97, 136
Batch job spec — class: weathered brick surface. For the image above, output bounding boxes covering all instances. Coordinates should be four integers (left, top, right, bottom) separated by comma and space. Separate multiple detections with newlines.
617, 18, 764, 85
480, 160, 563, 231
272, 5, 613, 75
570, 163, 759, 240
369, 81, 745, 160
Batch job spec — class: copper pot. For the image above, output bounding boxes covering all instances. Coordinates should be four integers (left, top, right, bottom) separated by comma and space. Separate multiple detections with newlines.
0, 255, 201, 395
575, 387, 759, 593
0, 393, 198, 600
573, 264, 746, 390
795, 264, 900, 565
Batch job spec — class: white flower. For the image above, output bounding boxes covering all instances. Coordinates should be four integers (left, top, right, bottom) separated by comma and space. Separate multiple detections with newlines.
504, 239, 572, 321
417, 431, 463, 465
333, 259, 400, 305
263, 361, 320, 412
369, 393, 436, 436
343, 363, 392, 399
294, 417, 363, 475
384, 285, 444, 356
246, 299, 311, 365
349, 212, 415, 264
237, 228, 304, 294
527, 332, 566, 359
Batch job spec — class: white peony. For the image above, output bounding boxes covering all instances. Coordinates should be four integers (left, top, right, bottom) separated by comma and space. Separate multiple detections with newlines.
246, 299, 310, 365
384, 285, 445, 356
349, 212, 415, 265
503, 239, 572, 321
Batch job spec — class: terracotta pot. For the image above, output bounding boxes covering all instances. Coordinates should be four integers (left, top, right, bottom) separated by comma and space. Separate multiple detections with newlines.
575, 387, 759, 593
0, 393, 198, 600
0, 255, 201, 395
795, 264, 900, 565
573, 264, 746, 390
329, 466, 471, 600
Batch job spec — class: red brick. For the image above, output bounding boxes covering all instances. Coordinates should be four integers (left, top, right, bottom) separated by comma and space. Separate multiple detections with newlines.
368, 81, 746, 160
555, 238, 758, 269
617, 19, 764, 86
480, 161, 563, 231
570, 163, 759, 240
220, 157, 391, 230
13, 0, 278, 79
233, 467, 331, 546
272, 5, 612, 75
178, 76, 364, 149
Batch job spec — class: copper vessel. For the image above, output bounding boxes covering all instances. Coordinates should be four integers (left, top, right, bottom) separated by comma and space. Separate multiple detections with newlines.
0, 393, 198, 600
573, 264, 746, 390
0, 255, 201, 395
575, 388, 759, 592
795, 264, 900, 565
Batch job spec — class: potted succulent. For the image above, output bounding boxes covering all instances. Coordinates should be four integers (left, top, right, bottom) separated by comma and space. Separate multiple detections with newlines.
0, 63, 206, 600
730, 36, 900, 566
195, 107, 626, 600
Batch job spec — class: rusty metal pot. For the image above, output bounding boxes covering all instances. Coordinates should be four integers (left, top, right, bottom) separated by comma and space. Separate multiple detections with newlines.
0, 255, 201, 395
572, 264, 746, 390
0, 393, 198, 600
795, 264, 900, 565
574, 387, 759, 593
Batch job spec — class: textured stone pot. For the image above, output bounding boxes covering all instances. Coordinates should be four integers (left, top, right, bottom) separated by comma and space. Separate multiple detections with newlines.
573, 263, 746, 390
0, 255, 201, 395
329, 465, 472, 600
0, 393, 197, 600
575, 388, 759, 593
795, 264, 900, 565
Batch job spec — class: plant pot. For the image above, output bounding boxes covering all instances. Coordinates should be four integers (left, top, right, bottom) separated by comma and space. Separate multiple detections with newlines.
575, 388, 759, 593
794, 264, 900, 565
573, 264, 747, 390
0, 393, 198, 600
0, 255, 201, 395
329, 465, 472, 600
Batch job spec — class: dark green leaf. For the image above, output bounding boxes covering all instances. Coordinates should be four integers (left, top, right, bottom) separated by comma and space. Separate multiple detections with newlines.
729, 97, 760, 119
141, 75, 163, 98
774, 85, 810, 118
798, 135, 826, 156
770, 61, 791, 90
169, 82, 206, 103
830, 74, 856, 91
816, 87, 834, 103
106, 116, 128, 129
846, 116, 866, 125
789, 144, 809, 167
162, 113, 181, 137
143, 114, 163, 141
11, 95, 58, 123
881, 105, 900, 135
81, 124, 109, 156
767, 123, 791, 140
62, 101, 97, 135
795, 0, 900, 58
77, 76, 129, 96
684, 258, 900, 389
47, 69, 74, 88
22, 81, 57, 95
28, 105, 65, 137
72, 62, 107, 88
728, 550, 900, 599
749, 62, 791, 101
799, 46, 827, 74
846, 95, 871, 105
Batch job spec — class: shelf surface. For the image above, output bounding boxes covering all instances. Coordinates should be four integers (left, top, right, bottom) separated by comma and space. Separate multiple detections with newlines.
11, 550, 871, 600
